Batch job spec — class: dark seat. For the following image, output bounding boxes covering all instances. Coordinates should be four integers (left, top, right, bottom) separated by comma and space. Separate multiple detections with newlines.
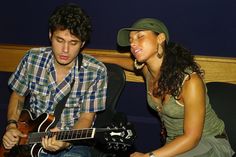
206, 82, 236, 155
91, 63, 126, 156
93, 63, 126, 127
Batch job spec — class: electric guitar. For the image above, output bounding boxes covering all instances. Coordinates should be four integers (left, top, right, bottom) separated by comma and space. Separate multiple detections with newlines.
0, 109, 136, 157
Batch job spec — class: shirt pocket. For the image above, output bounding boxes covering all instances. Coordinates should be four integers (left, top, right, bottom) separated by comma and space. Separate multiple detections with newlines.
65, 94, 84, 108
29, 81, 51, 105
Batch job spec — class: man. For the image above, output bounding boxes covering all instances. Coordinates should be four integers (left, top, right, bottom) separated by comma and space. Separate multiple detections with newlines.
2, 3, 107, 157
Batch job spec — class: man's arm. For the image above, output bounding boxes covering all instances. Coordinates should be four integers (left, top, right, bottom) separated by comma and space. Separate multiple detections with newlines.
2, 91, 26, 149
7, 91, 25, 123
73, 112, 96, 129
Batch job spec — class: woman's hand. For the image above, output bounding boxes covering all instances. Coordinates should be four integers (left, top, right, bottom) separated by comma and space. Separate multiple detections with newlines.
130, 152, 147, 157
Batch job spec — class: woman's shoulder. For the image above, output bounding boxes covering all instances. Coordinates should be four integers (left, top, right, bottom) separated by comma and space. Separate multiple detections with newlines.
183, 73, 204, 87
182, 73, 205, 97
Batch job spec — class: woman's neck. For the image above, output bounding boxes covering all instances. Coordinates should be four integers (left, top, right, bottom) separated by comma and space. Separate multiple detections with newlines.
146, 57, 162, 80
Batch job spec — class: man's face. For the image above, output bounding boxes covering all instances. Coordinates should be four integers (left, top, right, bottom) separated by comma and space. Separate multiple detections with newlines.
50, 29, 84, 67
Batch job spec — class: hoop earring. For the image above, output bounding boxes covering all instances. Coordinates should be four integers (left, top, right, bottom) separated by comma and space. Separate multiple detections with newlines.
157, 45, 164, 59
134, 59, 145, 69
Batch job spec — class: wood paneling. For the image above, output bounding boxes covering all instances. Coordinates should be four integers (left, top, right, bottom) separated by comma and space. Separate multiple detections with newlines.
1, 44, 236, 84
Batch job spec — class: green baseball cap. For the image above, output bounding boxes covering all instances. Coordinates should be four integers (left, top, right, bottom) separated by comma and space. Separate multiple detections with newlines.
117, 18, 169, 46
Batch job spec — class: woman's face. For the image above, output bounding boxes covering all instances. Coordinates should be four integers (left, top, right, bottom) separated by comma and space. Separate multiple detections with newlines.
129, 30, 159, 63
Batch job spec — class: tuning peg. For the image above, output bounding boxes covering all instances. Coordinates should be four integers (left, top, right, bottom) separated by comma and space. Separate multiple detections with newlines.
114, 144, 119, 150
121, 145, 128, 151
104, 137, 108, 141
107, 143, 112, 150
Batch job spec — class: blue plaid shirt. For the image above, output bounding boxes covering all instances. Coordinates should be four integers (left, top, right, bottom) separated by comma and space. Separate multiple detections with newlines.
8, 47, 107, 130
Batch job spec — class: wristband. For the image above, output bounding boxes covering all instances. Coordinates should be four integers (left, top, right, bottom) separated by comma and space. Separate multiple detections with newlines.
7, 119, 18, 127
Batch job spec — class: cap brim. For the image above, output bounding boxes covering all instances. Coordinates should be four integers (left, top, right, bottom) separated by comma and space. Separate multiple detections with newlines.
117, 28, 145, 47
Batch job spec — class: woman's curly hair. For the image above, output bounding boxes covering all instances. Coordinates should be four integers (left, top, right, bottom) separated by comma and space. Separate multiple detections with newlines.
153, 42, 204, 98
48, 3, 91, 42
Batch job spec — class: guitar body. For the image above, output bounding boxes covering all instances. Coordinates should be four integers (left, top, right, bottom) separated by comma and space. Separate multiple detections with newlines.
0, 109, 55, 157
0, 110, 136, 157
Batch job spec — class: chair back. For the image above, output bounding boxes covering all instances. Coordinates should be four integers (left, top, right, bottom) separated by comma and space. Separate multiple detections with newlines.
206, 82, 236, 151
94, 63, 126, 127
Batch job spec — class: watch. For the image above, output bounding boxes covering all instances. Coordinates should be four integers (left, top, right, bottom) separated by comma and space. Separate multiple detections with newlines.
149, 152, 157, 157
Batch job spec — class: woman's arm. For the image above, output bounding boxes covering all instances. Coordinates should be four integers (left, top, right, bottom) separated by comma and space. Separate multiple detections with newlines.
142, 74, 205, 157
96, 55, 135, 71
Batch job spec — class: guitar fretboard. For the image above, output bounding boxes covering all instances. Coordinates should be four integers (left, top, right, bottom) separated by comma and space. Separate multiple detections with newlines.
28, 128, 95, 144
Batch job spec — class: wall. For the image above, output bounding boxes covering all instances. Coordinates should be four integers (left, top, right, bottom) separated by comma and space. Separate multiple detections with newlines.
0, 0, 236, 153
0, 0, 236, 57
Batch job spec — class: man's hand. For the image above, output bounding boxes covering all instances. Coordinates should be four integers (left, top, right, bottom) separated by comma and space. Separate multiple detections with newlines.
41, 127, 71, 152
2, 125, 27, 150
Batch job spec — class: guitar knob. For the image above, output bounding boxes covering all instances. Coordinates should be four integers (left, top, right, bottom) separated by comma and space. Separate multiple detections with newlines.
114, 144, 119, 150
107, 143, 112, 150
122, 145, 128, 151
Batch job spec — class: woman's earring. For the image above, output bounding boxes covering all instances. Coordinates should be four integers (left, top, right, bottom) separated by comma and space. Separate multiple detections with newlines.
134, 59, 145, 69
157, 45, 163, 59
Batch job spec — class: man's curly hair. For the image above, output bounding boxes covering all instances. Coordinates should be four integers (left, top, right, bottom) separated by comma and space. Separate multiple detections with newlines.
49, 3, 91, 42
153, 42, 204, 99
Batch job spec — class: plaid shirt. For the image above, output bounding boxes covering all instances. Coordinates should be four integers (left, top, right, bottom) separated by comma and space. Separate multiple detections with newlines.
8, 47, 107, 130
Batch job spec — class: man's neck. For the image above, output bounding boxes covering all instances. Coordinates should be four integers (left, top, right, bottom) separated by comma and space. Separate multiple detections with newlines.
54, 61, 75, 84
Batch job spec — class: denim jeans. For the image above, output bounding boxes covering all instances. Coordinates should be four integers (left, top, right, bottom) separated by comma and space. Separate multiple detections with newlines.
39, 145, 91, 157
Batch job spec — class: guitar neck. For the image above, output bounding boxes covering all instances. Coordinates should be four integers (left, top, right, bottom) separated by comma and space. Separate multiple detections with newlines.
28, 128, 96, 144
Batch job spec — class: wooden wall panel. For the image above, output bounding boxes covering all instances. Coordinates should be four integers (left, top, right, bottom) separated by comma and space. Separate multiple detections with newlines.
1, 44, 236, 84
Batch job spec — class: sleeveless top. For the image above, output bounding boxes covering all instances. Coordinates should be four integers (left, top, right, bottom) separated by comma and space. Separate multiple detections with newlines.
146, 72, 225, 142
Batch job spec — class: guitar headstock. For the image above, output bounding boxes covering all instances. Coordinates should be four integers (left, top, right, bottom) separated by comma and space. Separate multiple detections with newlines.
103, 121, 136, 151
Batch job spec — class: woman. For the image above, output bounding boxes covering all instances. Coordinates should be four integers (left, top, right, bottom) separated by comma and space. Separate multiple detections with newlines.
100, 18, 235, 157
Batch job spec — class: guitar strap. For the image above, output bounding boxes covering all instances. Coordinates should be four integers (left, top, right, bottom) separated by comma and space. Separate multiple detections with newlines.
51, 53, 83, 128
